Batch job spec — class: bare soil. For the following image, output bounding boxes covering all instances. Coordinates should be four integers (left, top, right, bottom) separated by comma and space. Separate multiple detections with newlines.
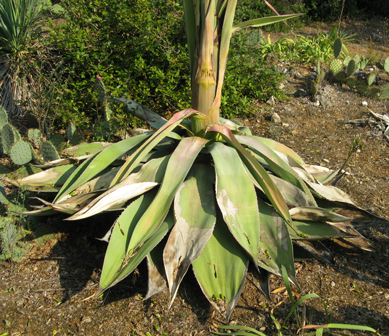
1, 19, 389, 336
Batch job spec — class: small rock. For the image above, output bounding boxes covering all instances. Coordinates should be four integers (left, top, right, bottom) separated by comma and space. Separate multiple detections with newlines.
330, 281, 335, 287
271, 113, 281, 124
282, 123, 289, 127
362, 101, 368, 106
323, 158, 329, 163
318, 95, 331, 109
266, 96, 277, 105
82, 316, 92, 323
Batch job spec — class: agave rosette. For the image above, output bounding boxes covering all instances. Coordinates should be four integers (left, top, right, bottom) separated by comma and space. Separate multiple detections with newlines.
19, 108, 379, 319
16, 0, 384, 320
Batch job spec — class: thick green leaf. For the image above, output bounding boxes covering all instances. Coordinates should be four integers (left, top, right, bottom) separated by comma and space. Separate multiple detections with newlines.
210, 142, 260, 264
237, 135, 315, 204
192, 217, 249, 320
125, 137, 208, 260
270, 175, 315, 207
99, 190, 156, 290
99, 201, 174, 293
62, 142, 113, 157
257, 198, 296, 286
233, 13, 304, 33
164, 164, 216, 308
290, 220, 357, 240
14, 164, 77, 188
110, 109, 199, 187
54, 133, 151, 202
252, 137, 305, 165
208, 124, 292, 226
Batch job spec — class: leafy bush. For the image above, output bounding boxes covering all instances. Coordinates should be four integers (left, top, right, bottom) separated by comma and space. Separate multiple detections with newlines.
47, 0, 288, 130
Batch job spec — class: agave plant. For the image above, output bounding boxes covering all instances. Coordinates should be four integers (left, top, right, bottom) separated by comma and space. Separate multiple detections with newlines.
0, 0, 46, 117
18, 0, 383, 320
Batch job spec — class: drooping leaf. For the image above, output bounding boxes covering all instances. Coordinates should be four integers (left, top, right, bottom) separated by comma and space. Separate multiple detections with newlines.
237, 135, 315, 204
164, 164, 216, 308
62, 142, 113, 157
145, 241, 168, 300
232, 13, 304, 33
208, 124, 292, 226
289, 207, 352, 222
257, 198, 297, 286
67, 156, 170, 220
192, 217, 249, 320
125, 137, 208, 259
210, 142, 260, 264
290, 220, 357, 240
54, 133, 151, 202
110, 109, 200, 186
99, 204, 174, 294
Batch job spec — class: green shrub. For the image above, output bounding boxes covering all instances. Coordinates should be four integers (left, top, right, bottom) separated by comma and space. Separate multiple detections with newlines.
47, 0, 287, 129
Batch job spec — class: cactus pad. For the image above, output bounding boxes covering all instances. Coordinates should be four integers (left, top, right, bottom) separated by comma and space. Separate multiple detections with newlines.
49, 133, 66, 149
346, 77, 357, 88
367, 73, 376, 86
343, 56, 352, 67
333, 38, 342, 58
41, 141, 60, 162
10, 140, 33, 165
0, 180, 9, 205
334, 71, 347, 83
329, 59, 343, 74
69, 133, 86, 146
66, 123, 76, 140
384, 57, 389, 73
0, 106, 8, 130
379, 85, 389, 100
28, 128, 42, 147
357, 84, 369, 97
94, 75, 107, 105
307, 79, 318, 95
353, 54, 361, 68
368, 87, 380, 99
2, 123, 17, 154
346, 60, 356, 77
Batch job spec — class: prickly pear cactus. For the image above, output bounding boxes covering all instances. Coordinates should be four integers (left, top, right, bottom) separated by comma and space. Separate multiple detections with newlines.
353, 54, 361, 68
307, 79, 318, 95
343, 56, 352, 67
69, 133, 86, 146
380, 85, 389, 100
330, 59, 343, 74
94, 75, 107, 105
333, 38, 342, 58
368, 87, 380, 99
384, 57, 389, 73
66, 123, 76, 140
49, 133, 66, 149
28, 128, 42, 148
2, 123, 19, 154
0, 106, 8, 130
346, 77, 357, 88
346, 60, 356, 77
367, 73, 376, 86
0, 180, 9, 205
41, 141, 60, 162
334, 71, 347, 83
357, 83, 369, 96
10, 140, 33, 165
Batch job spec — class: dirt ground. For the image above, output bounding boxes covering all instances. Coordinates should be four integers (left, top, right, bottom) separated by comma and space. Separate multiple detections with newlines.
1, 19, 389, 336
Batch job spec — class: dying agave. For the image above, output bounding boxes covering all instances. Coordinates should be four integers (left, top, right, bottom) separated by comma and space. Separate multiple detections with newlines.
14, 0, 384, 319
